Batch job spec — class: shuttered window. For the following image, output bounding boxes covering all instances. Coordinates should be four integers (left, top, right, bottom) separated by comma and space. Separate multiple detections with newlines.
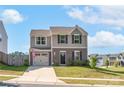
72, 34, 82, 44
58, 35, 68, 44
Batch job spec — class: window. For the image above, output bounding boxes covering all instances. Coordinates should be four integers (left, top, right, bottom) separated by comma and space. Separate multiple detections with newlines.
36, 37, 46, 45
60, 35, 66, 43
74, 51, 81, 60
41, 37, 46, 44
36, 37, 40, 45
109, 57, 116, 60
72, 34, 81, 44
74, 34, 80, 44
58, 35, 68, 44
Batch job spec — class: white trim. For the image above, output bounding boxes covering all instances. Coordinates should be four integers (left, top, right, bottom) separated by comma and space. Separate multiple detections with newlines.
74, 50, 80, 52
59, 35, 67, 44
31, 48, 51, 52
60, 50, 66, 52
52, 47, 87, 48
73, 34, 80, 44
74, 50, 80, 60
70, 26, 86, 35
74, 34, 80, 35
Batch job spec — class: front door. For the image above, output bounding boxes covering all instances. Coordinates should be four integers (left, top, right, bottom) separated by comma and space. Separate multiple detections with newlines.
60, 52, 66, 64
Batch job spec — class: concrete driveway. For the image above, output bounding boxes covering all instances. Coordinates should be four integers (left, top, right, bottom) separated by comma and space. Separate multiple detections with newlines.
7, 66, 65, 85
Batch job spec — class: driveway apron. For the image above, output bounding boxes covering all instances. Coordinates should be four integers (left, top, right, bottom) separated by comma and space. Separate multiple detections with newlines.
7, 66, 64, 84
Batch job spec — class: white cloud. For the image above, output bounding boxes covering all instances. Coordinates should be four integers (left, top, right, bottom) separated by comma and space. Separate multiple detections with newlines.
0, 9, 24, 24
66, 6, 124, 28
88, 31, 124, 48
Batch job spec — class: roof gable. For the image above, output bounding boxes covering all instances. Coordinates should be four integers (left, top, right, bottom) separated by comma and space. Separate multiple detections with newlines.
50, 25, 88, 35
70, 25, 88, 35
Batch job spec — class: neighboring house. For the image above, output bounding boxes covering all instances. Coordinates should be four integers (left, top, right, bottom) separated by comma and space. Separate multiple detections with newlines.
88, 54, 107, 67
96, 55, 108, 67
29, 25, 88, 66
108, 54, 120, 66
119, 53, 124, 66
0, 20, 8, 63
89, 53, 124, 67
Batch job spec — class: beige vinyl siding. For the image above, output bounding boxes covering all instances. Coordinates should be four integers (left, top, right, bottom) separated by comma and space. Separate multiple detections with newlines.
31, 36, 51, 49
52, 35, 87, 48
52, 29, 87, 48
0, 21, 8, 54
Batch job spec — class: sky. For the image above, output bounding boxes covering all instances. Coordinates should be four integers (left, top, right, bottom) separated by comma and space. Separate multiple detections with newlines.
0, 5, 124, 54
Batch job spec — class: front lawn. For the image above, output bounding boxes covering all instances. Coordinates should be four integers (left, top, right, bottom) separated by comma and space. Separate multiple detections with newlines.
61, 79, 124, 85
0, 76, 15, 81
54, 66, 124, 79
0, 63, 28, 75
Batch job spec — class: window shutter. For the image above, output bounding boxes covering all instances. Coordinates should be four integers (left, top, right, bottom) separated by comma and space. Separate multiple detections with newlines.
66, 35, 68, 44
72, 35, 74, 43
58, 35, 60, 43
72, 51, 74, 61
80, 51, 82, 61
80, 35, 82, 44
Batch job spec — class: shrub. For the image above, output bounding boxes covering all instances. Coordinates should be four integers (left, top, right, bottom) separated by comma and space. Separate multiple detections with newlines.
89, 57, 97, 69
52, 63, 59, 66
67, 59, 74, 66
82, 60, 90, 66
105, 59, 109, 68
67, 59, 90, 66
73, 60, 83, 66
24, 59, 29, 66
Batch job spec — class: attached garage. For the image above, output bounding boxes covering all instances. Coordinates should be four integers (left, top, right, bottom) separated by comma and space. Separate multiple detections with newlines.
32, 51, 50, 66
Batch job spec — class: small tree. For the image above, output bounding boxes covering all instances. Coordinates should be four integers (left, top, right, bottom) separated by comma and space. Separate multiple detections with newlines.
105, 59, 109, 68
114, 61, 119, 67
89, 57, 97, 69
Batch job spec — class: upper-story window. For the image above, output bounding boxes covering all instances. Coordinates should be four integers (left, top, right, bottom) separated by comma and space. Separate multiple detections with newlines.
35, 37, 46, 45
58, 35, 68, 44
72, 34, 82, 44
109, 57, 117, 60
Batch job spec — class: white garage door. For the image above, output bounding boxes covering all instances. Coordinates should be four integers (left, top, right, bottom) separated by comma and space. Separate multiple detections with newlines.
33, 53, 49, 66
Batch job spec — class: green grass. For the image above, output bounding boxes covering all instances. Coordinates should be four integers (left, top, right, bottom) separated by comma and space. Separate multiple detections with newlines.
61, 79, 124, 85
0, 76, 15, 81
0, 63, 28, 75
54, 66, 124, 79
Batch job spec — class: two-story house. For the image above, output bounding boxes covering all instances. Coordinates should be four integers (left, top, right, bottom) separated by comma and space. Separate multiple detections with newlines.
0, 20, 8, 63
29, 25, 88, 66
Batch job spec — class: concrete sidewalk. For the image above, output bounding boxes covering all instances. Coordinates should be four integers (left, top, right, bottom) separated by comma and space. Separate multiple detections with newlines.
6, 66, 65, 84
58, 77, 124, 81
0, 74, 19, 77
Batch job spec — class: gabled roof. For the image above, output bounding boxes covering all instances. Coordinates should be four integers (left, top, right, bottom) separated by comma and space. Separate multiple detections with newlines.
50, 26, 74, 35
31, 25, 88, 36
50, 25, 88, 35
108, 54, 120, 57
30, 29, 51, 36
